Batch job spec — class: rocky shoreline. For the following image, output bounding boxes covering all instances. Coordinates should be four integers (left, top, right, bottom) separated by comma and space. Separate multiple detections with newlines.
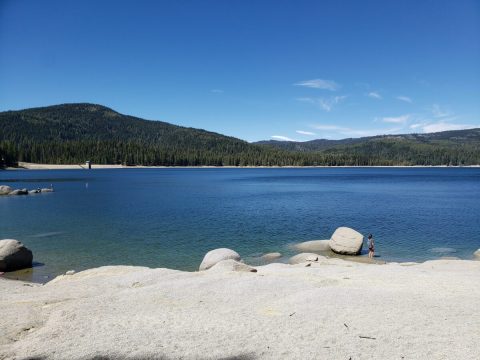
1, 233, 479, 359
1, 257, 479, 359
0, 235, 480, 360
0, 185, 54, 196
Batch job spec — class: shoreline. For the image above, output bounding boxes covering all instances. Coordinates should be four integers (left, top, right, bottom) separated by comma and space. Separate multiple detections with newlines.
4, 161, 480, 170
1, 248, 475, 285
1, 258, 479, 359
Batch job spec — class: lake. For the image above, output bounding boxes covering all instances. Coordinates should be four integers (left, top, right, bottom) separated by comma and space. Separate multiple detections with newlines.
1, 168, 479, 282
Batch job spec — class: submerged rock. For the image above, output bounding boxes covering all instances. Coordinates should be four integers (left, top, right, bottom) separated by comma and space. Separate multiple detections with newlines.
199, 248, 241, 271
288, 253, 325, 265
0, 185, 13, 195
9, 188, 29, 195
0, 239, 33, 272
294, 240, 331, 253
474, 249, 480, 260
329, 227, 364, 255
261, 252, 282, 261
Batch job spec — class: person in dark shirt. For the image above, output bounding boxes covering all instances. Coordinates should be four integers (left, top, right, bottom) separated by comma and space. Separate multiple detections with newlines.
367, 234, 375, 258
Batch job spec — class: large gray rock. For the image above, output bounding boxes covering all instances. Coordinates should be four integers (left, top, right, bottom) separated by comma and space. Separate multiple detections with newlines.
0, 239, 33, 272
294, 240, 331, 252
0, 185, 13, 195
199, 248, 241, 271
288, 253, 326, 265
9, 189, 29, 195
329, 227, 364, 255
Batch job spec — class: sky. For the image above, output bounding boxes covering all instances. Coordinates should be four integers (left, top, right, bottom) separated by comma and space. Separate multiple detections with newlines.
1, 0, 479, 142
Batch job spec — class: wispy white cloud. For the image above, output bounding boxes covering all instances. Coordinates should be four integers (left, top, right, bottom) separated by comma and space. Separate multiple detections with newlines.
396, 95, 412, 103
382, 114, 410, 124
420, 122, 477, 133
296, 130, 317, 136
296, 97, 315, 104
297, 96, 346, 112
313, 124, 351, 132
367, 91, 382, 99
297, 95, 347, 112
345, 127, 403, 137
294, 79, 340, 91
211, 89, 224, 93
409, 123, 425, 130
318, 96, 346, 111
312, 124, 404, 138
431, 104, 452, 118
271, 135, 297, 142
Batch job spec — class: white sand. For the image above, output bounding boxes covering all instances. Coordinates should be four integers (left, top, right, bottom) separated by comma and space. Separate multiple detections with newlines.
1, 258, 479, 359
8, 162, 480, 170
13, 162, 125, 170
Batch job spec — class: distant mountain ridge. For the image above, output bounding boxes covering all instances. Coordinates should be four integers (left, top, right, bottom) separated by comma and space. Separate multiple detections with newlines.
0, 103, 479, 167
255, 129, 480, 152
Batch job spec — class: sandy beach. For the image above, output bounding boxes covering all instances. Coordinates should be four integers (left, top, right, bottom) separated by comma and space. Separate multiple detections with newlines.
1, 258, 479, 359
5, 162, 480, 170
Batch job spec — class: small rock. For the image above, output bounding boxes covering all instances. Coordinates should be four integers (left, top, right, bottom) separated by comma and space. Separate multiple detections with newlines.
9, 188, 29, 195
329, 227, 364, 255
473, 249, 480, 260
439, 256, 460, 260
294, 240, 331, 252
288, 253, 325, 265
41, 188, 54, 193
0, 185, 13, 195
208, 259, 257, 273
261, 252, 282, 261
199, 248, 241, 271
65, 270, 76, 275
0, 239, 33, 272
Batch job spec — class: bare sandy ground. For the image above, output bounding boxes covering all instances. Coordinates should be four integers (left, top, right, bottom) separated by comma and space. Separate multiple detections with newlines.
1, 258, 479, 359
13, 162, 125, 170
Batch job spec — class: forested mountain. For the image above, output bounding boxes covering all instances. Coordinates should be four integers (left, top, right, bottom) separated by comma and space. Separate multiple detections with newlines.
256, 129, 480, 152
1, 103, 479, 167
256, 129, 480, 166
0, 103, 297, 166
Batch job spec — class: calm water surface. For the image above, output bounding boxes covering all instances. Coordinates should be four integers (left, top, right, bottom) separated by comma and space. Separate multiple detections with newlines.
1, 168, 479, 281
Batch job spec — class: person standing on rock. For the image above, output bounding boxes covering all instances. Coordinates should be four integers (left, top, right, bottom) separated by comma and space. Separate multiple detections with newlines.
367, 234, 375, 258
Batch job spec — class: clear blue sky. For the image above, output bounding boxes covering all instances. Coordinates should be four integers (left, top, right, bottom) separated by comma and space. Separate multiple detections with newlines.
1, 0, 479, 141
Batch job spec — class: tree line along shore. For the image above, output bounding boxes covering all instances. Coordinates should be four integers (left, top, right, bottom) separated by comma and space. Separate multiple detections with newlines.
1, 103, 479, 168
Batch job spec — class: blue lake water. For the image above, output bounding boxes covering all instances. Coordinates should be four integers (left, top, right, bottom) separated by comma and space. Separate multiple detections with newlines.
1, 168, 479, 281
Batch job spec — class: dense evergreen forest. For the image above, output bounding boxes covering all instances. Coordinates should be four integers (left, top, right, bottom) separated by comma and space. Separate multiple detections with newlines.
1, 103, 479, 167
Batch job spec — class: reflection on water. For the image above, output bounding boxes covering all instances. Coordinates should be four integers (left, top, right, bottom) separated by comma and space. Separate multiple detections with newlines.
29, 231, 65, 238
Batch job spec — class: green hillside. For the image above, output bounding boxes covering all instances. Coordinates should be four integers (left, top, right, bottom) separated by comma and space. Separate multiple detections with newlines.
0, 103, 296, 166
256, 130, 480, 166
1, 103, 479, 167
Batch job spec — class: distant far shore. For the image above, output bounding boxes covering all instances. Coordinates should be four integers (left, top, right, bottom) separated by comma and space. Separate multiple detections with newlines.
3, 162, 480, 170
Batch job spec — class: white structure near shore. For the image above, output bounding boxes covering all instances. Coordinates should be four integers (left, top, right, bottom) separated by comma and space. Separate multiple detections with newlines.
1, 258, 479, 359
